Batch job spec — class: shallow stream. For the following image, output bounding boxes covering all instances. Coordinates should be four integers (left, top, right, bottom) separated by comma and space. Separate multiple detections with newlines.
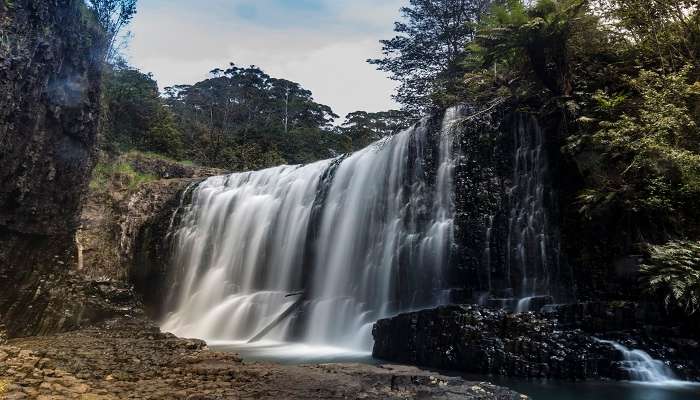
211, 341, 700, 400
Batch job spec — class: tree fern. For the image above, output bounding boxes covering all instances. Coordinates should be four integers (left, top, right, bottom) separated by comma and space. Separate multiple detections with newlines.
641, 241, 700, 315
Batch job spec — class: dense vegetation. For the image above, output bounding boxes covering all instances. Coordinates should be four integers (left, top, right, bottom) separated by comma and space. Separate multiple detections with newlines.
92, 0, 700, 310
371, 0, 700, 307
97, 61, 417, 171
88, 0, 411, 172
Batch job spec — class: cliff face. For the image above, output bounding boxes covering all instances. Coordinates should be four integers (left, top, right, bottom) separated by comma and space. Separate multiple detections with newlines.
0, 0, 102, 235
76, 153, 223, 282
450, 108, 574, 304
0, 0, 106, 336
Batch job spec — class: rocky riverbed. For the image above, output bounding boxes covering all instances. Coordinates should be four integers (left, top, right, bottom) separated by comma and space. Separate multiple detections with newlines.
0, 318, 526, 399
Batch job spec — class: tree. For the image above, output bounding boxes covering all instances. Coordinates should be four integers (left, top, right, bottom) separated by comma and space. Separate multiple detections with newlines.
340, 110, 414, 150
470, 0, 587, 97
593, 0, 699, 71
368, 0, 492, 115
100, 64, 184, 158
85, 0, 137, 61
163, 63, 347, 169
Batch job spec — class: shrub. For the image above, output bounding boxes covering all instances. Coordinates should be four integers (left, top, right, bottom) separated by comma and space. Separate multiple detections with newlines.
641, 240, 700, 315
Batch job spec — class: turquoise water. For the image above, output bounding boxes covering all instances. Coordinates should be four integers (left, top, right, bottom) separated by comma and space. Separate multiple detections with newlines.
212, 341, 700, 400
473, 375, 700, 400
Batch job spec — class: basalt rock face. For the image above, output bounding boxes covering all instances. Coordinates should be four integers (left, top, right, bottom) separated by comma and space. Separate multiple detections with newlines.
372, 304, 700, 381
0, 1, 105, 336
451, 108, 573, 304
373, 305, 617, 380
0, 0, 102, 235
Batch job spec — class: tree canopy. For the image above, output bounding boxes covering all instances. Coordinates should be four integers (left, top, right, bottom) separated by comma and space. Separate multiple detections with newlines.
84, 0, 137, 61
339, 110, 414, 150
162, 64, 347, 169
368, 0, 492, 115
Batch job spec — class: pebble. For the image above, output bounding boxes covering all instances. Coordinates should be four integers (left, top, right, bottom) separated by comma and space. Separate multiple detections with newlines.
0, 317, 526, 399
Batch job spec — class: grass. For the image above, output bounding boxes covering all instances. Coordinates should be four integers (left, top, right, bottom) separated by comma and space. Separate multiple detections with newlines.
89, 149, 202, 193
89, 160, 157, 192
123, 149, 196, 166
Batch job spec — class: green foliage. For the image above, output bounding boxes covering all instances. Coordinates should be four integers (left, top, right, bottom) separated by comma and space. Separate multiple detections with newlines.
100, 63, 185, 160
368, 0, 491, 115
99, 59, 415, 173
84, 0, 137, 61
575, 67, 700, 222
163, 63, 351, 170
467, 0, 586, 98
340, 110, 414, 150
89, 159, 156, 193
594, 0, 699, 71
642, 241, 700, 315
144, 108, 184, 160
432, 0, 700, 243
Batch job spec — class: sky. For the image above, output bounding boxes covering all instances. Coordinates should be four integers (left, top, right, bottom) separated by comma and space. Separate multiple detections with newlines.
126, 0, 405, 120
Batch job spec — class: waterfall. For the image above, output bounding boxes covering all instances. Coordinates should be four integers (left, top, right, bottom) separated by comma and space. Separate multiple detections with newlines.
161, 107, 463, 352
507, 116, 552, 300
597, 339, 679, 383
477, 115, 562, 308
514, 296, 533, 313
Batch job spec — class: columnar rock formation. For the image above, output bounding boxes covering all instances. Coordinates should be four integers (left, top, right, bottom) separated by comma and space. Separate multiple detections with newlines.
372, 304, 700, 381
0, 0, 104, 336
0, 0, 102, 234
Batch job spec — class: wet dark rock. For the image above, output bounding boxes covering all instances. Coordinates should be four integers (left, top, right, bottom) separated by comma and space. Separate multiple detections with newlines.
0, 0, 107, 337
0, 0, 103, 235
372, 304, 700, 381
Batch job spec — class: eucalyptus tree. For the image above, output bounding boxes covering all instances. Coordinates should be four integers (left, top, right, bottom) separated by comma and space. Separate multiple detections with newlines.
84, 0, 138, 61
369, 0, 492, 115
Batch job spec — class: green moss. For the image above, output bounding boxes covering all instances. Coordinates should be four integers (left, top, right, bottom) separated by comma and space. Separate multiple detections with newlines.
89, 160, 157, 192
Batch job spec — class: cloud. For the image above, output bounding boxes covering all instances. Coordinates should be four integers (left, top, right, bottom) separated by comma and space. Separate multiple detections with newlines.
126, 0, 404, 119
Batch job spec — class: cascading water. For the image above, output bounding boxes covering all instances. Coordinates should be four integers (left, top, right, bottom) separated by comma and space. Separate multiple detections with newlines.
506, 117, 553, 309
596, 339, 680, 383
477, 116, 561, 311
161, 107, 463, 352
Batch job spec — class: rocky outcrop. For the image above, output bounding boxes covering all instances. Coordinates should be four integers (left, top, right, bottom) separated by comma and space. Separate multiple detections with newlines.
0, 0, 105, 337
0, 230, 143, 337
76, 153, 223, 314
125, 151, 223, 180
373, 304, 700, 381
130, 179, 199, 315
0, 0, 102, 235
0, 317, 527, 399
77, 178, 196, 282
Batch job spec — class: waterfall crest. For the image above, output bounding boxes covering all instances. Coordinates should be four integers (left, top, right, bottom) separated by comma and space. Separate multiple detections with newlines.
161, 107, 463, 351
